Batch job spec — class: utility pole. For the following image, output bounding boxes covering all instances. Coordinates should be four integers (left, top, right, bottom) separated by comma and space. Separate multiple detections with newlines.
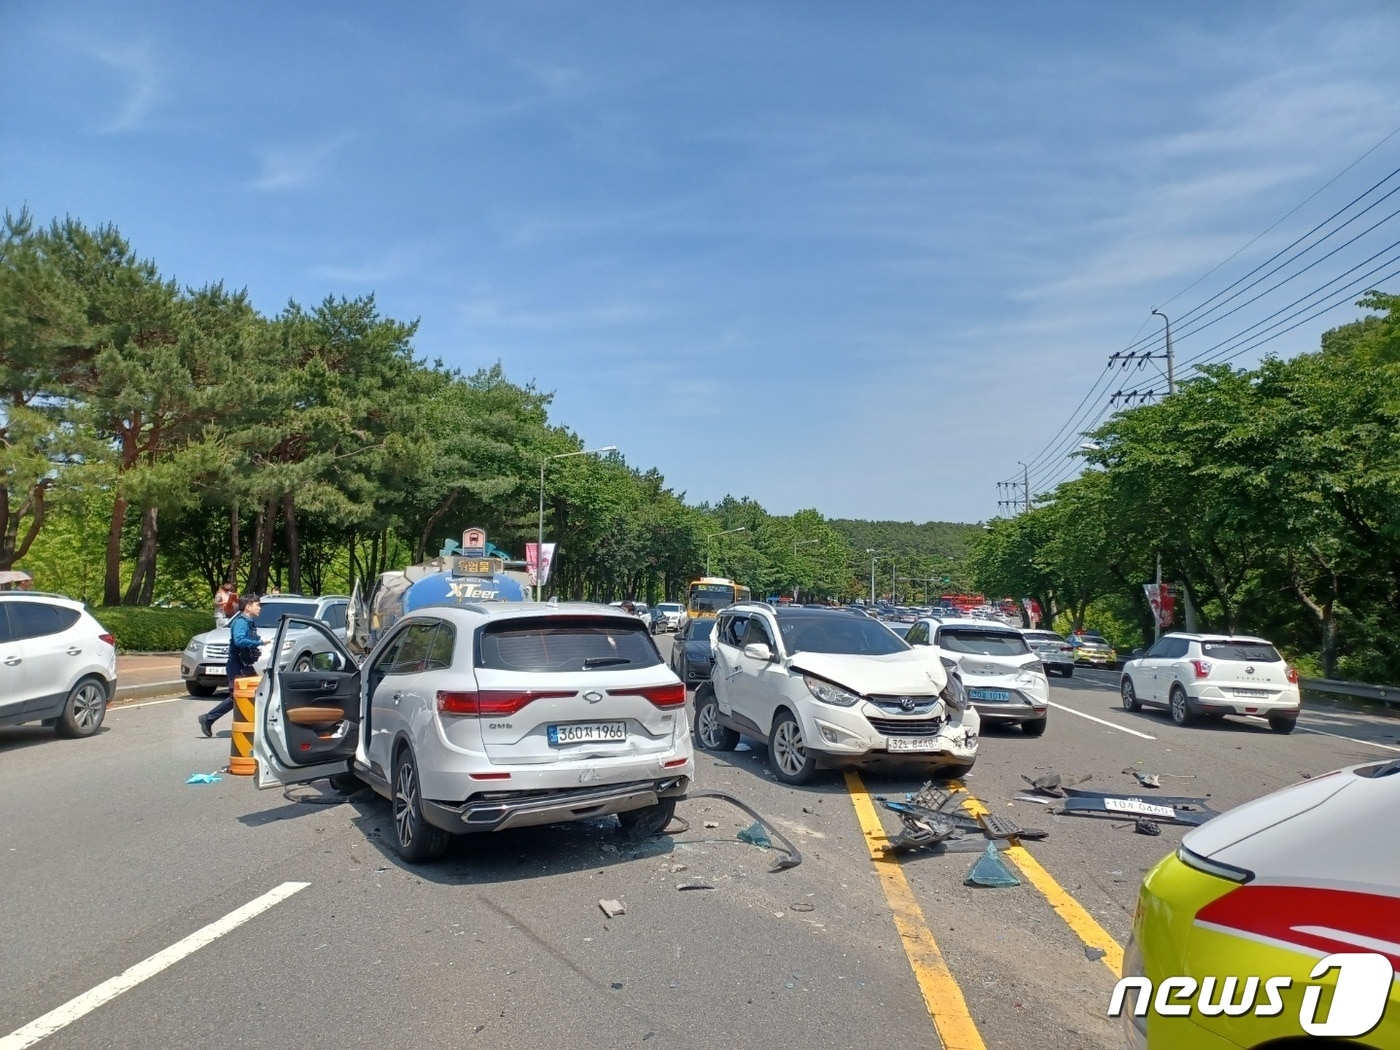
1108, 309, 1178, 404
1151, 309, 1177, 394
1019, 461, 1030, 513
866, 549, 877, 605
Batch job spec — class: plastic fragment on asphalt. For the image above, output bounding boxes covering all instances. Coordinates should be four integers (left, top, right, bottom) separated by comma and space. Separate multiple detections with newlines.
789, 902, 815, 912
965, 842, 1020, 887
598, 899, 626, 918
1134, 818, 1161, 836
1085, 946, 1107, 961
703, 821, 720, 829
676, 881, 715, 891
736, 822, 772, 849
186, 772, 222, 784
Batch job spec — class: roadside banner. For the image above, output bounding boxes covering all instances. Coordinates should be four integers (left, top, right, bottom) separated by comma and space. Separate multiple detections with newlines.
1144, 583, 1176, 627
525, 543, 539, 584
1021, 597, 1042, 627
538, 543, 557, 587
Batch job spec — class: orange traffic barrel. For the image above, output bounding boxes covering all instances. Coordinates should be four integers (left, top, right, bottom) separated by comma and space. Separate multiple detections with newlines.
228, 675, 261, 776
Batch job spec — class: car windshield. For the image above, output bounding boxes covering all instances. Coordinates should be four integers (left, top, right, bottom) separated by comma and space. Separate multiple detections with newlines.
778, 615, 910, 655
253, 601, 318, 627
477, 616, 663, 672
938, 627, 1030, 656
1025, 632, 1065, 643
1201, 641, 1282, 663
1078, 634, 1110, 646
656, 604, 682, 614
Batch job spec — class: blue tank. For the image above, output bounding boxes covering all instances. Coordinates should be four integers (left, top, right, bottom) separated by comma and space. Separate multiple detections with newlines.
402, 570, 531, 612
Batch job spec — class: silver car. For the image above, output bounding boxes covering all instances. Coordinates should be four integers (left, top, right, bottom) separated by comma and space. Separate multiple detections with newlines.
1020, 629, 1075, 677
181, 595, 349, 694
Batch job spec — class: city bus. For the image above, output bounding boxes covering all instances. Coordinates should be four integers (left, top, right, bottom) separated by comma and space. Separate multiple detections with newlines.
686, 577, 752, 619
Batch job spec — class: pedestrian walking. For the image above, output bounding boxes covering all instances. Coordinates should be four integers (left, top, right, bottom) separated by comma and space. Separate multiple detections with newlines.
199, 593, 263, 737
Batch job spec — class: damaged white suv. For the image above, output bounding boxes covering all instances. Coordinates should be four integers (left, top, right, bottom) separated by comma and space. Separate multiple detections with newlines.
695, 604, 978, 784
253, 602, 694, 862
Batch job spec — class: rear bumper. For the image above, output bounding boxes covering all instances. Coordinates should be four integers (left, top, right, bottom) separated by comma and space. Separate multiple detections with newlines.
423, 776, 690, 833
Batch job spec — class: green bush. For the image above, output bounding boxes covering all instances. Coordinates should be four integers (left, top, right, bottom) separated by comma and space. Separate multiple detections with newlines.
91, 607, 215, 652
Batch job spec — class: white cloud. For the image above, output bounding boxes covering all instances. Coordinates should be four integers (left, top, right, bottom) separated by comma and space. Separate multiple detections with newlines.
249, 136, 350, 192
93, 41, 160, 133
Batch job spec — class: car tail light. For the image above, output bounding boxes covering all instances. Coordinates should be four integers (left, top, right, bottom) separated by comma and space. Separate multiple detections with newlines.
1286, 665, 1299, 684
437, 689, 573, 716
1059, 644, 1073, 652
1190, 660, 1212, 679
99, 633, 115, 646
607, 683, 687, 708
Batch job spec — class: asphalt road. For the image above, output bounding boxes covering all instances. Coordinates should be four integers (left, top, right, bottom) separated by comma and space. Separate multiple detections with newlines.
2, 640, 1397, 1050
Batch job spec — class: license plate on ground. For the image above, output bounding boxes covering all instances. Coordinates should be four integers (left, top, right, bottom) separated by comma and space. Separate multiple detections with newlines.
887, 736, 944, 752
968, 688, 1011, 702
547, 721, 627, 746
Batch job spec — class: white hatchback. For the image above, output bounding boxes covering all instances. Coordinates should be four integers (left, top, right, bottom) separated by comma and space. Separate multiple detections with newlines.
1119, 632, 1301, 732
0, 594, 116, 738
907, 617, 1050, 735
253, 602, 694, 862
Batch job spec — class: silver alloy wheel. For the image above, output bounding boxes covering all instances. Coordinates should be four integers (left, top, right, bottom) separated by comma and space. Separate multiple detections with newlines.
1170, 689, 1189, 724
771, 718, 807, 777
394, 759, 419, 849
293, 654, 314, 672
1121, 678, 1138, 711
71, 682, 106, 732
697, 701, 723, 748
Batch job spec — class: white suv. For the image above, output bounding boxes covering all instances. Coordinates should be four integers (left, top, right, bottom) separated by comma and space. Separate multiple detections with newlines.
253, 602, 694, 863
906, 617, 1050, 735
695, 604, 979, 784
1119, 632, 1302, 732
0, 594, 117, 738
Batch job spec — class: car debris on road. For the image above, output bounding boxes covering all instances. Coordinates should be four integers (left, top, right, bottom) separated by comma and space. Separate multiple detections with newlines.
876, 781, 1049, 855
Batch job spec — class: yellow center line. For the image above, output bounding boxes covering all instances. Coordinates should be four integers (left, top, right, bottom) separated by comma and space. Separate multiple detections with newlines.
843, 771, 987, 1050
953, 783, 1124, 977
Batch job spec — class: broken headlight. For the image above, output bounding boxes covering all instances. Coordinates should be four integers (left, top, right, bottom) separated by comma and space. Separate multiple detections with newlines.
940, 672, 968, 711
802, 675, 860, 708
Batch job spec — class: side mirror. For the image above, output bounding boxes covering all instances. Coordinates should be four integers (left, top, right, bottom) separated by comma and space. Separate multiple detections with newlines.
311, 651, 345, 672
742, 642, 773, 662
1128, 648, 1144, 661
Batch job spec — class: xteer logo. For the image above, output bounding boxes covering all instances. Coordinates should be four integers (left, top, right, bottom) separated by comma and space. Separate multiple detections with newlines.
1108, 952, 1393, 1038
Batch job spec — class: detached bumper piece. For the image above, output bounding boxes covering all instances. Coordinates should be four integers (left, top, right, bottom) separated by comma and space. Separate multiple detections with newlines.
1056, 788, 1218, 827
426, 776, 689, 834
875, 781, 1049, 855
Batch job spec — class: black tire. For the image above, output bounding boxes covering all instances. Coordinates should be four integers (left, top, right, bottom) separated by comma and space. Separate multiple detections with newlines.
769, 709, 818, 785
1060, 666, 1073, 679
617, 798, 677, 839
1121, 676, 1141, 712
56, 677, 108, 738
1021, 716, 1048, 736
328, 771, 362, 793
694, 689, 739, 751
391, 749, 450, 864
1268, 715, 1297, 734
293, 653, 314, 672
1169, 686, 1195, 726
185, 680, 217, 697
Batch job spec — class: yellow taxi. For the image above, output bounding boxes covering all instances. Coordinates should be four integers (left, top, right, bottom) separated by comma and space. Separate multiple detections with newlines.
1120, 758, 1399, 1049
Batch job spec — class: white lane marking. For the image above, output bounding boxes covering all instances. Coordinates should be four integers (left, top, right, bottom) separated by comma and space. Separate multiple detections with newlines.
108, 697, 185, 711
1295, 725, 1400, 753
1045, 701, 1157, 740
0, 882, 309, 1050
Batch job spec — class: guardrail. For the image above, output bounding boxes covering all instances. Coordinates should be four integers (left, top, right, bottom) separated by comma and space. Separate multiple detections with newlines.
1300, 677, 1400, 708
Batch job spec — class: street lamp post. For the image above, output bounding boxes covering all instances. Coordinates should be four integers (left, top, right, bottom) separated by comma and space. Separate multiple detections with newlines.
706, 527, 746, 576
866, 549, 877, 606
537, 445, 616, 601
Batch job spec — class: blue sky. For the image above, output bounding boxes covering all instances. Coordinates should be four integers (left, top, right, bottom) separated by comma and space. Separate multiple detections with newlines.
6, 1, 1400, 523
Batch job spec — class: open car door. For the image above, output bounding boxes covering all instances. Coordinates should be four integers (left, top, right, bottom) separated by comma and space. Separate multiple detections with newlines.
253, 614, 362, 790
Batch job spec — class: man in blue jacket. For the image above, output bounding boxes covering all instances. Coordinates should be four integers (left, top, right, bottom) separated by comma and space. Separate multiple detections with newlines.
199, 593, 263, 737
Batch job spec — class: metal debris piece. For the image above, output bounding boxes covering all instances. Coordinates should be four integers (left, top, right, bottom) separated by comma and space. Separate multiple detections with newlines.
1134, 818, 1162, 836
1058, 793, 1217, 827
965, 842, 1020, 887
878, 782, 1048, 852
1131, 772, 1162, 788
789, 902, 815, 912
703, 821, 719, 829
598, 899, 626, 918
686, 788, 803, 871
1020, 772, 1092, 798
